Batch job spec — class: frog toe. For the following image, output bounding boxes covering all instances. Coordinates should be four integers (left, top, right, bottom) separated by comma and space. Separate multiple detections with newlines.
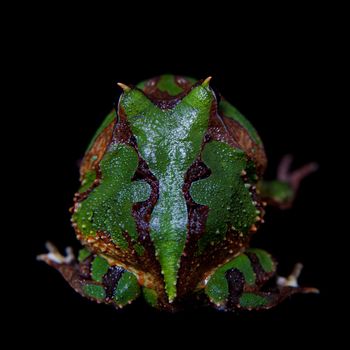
277, 263, 319, 294
37, 241, 75, 266
259, 155, 318, 208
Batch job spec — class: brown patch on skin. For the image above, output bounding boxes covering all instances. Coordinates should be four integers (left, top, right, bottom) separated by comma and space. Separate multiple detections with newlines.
111, 107, 137, 147
80, 119, 116, 179
221, 116, 267, 175
174, 76, 195, 90
225, 268, 245, 309
76, 230, 142, 271
103, 266, 124, 300
79, 254, 94, 279
206, 99, 242, 149
131, 158, 159, 245
139, 76, 201, 110
42, 257, 88, 298
140, 77, 182, 108
177, 159, 210, 296
204, 98, 267, 176
177, 228, 250, 299
241, 173, 265, 227
245, 252, 274, 288
143, 88, 188, 109
142, 76, 160, 95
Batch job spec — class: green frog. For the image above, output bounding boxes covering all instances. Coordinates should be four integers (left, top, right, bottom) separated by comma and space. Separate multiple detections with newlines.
38, 74, 318, 311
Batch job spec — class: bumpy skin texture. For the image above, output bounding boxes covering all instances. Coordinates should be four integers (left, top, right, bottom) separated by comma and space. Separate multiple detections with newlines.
39, 75, 317, 312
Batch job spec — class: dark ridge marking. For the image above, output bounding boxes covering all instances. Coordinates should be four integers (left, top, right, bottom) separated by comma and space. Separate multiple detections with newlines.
239, 169, 265, 228
139, 79, 203, 110
122, 231, 141, 261
138, 82, 185, 109
205, 99, 242, 150
220, 115, 267, 175
74, 167, 102, 202
132, 157, 159, 244
130, 146, 166, 303
177, 158, 211, 296
225, 268, 245, 309
103, 266, 124, 300
246, 252, 270, 286
112, 107, 137, 148
144, 89, 186, 109
142, 76, 161, 95
79, 254, 94, 279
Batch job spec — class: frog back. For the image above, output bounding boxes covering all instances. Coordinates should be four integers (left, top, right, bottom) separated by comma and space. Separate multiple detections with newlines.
72, 75, 266, 302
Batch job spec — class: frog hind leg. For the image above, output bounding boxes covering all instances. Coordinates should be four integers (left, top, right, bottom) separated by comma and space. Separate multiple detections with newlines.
258, 155, 318, 209
204, 249, 318, 311
37, 242, 141, 308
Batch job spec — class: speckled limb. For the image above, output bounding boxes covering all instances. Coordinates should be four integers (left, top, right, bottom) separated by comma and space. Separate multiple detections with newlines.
258, 154, 318, 209
37, 243, 141, 308
204, 248, 318, 311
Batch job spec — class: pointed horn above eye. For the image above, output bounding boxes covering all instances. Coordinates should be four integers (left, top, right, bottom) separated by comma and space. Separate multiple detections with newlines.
202, 76, 212, 87
117, 82, 131, 92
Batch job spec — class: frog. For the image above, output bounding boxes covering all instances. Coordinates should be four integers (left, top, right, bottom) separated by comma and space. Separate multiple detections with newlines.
38, 74, 318, 312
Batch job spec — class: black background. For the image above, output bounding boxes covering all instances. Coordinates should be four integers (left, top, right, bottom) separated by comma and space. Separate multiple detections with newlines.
17, 7, 341, 348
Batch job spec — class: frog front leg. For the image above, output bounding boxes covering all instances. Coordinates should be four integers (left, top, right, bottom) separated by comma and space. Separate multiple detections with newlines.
204, 249, 318, 311
37, 242, 141, 308
258, 155, 318, 209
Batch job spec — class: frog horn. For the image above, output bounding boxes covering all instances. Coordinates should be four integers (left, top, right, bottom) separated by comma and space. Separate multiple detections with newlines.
117, 82, 131, 92
202, 76, 212, 87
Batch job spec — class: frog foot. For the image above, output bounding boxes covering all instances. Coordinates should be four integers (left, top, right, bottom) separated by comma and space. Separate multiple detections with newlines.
277, 263, 319, 294
277, 154, 318, 194
37, 241, 75, 266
